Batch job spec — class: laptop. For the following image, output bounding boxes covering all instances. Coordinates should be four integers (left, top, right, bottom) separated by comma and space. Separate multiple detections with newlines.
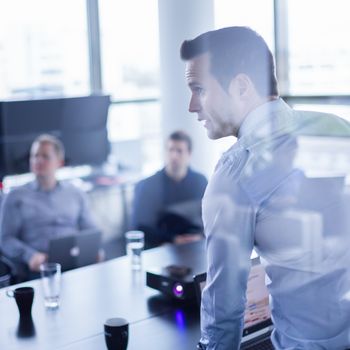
193, 258, 274, 349
48, 229, 102, 271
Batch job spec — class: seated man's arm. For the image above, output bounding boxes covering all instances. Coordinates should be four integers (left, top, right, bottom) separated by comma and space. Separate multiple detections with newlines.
76, 189, 104, 261
136, 224, 171, 248
173, 233, 203, 245
131, 181, 169, 248
160, 199, 205, 245
131, 181, 151, 230
28, 252, 47, 272
0, 193, 45, 271
77, 190, 98, 230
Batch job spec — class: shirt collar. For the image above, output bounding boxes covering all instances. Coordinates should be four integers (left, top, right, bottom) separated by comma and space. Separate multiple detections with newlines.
237, 98, 294, 149
238, 98, 288, 138
162, 167, 190, 183
31, 179, 62, 192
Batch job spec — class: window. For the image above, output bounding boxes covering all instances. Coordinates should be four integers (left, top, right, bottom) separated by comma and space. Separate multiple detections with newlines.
99, 0, 160, 101
107, 102, 161, 142
283, 0, 350, 95
0, 0, 90, 99
107, 101, 162, 175
99, 0, 161, 175
214, 0, 275, 51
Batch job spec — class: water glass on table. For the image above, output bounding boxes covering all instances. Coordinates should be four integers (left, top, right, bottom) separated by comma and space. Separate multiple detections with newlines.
39, 262, 61, 309
125, 230, 144, 270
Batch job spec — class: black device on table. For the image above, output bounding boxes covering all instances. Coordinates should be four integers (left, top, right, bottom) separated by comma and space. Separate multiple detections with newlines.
146, 263, 199, 300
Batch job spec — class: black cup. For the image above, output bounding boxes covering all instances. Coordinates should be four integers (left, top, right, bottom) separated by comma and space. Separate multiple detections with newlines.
6, 287, 34, 318
104, 318, 129, 350
16, 315, 36, 338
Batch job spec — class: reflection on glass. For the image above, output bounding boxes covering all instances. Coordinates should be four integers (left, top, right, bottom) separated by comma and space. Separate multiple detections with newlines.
174, 310, 186, 331
293, 104, 350, 122
291, 104, 350, 177
286, 0, 350, 95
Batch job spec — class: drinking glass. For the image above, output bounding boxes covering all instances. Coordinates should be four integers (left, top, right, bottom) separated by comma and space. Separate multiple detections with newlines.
125, 231, 144, 270
40, 263, 61, 309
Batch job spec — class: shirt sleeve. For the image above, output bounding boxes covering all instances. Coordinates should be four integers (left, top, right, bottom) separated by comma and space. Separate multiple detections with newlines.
77, 189, 98, 230
130, 181, 146, 229
131, 180, 171, 247
199, 174, 208, 196
200, 177, 255, 349
0, 193, 37, 263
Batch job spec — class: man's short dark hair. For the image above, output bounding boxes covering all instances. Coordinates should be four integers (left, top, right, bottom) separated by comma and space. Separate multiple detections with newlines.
180, 26, 278, 97
31, 134, 65, 160
168, 130, 192, 152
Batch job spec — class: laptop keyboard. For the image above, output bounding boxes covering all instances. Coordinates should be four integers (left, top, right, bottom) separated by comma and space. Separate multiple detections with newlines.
249, 338, 274, 350
241, 334, 274, 350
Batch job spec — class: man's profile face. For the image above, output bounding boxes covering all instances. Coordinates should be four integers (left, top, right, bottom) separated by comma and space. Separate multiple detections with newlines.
30, 142, 63, 178
185, 53, 241, 139
166, 139, 191, 174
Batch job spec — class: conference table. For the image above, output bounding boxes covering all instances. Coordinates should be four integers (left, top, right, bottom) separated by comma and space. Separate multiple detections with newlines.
0, 241, 205, 350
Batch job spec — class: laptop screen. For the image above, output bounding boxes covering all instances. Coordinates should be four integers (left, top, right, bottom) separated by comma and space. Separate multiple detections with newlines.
193, 258, 272, 335
243, 263, 272, 335
48, 229, 102, 271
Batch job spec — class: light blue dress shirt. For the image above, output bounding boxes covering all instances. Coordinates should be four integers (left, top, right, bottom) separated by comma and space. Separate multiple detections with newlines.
0, 180, 97, 264
200, 99, 350, 349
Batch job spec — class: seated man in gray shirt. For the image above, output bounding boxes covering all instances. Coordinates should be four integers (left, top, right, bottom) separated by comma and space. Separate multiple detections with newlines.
0, 134, 97, 279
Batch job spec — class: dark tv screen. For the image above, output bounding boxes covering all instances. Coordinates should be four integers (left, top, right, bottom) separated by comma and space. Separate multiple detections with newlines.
0, 95, 110, 178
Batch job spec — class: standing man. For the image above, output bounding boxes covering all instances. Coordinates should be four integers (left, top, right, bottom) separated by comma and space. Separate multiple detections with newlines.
181, 27, 350, 349
0, 134, 98, 280
131, 130, 207, 248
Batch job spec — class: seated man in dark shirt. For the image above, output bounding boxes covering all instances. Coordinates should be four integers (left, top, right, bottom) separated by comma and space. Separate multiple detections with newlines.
131, 130, 207, 248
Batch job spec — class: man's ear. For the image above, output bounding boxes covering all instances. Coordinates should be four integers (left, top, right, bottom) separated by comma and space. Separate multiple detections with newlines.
228, 74, 252, 98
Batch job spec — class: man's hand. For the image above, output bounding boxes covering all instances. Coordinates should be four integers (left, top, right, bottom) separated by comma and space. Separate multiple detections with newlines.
97, 248, 105, 262
28, 252, 48, 272
173, 233, 203, 245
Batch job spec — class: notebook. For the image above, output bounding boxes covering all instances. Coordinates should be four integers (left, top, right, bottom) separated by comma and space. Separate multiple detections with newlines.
48, 229, 102, 271
193, 258, 274, 349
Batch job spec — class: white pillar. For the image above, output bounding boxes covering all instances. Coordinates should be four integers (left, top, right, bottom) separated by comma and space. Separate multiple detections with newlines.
158, 0, 220, 177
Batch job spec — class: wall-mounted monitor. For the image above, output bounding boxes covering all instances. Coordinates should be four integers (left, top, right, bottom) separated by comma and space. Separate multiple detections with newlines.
0, 95, 111, 178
